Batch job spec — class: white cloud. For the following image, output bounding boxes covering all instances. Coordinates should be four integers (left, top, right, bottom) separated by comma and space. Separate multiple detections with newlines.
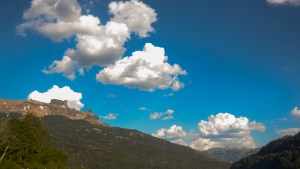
291, 107, 300, 118
189, 138, 220, 151
18, 0, 157, 80
42, 56, 77, 80
152, 113, 266, 151
153, 125, 217, 151
96, 43, 187, 91
276, 128, 300, 136
164, 93, 174, 97
109, 0, 157, 37
266, 0, 300, 6
150, 109, 175, 120
171, 139, 188, 146
150, 112, 163, 120
198, 113, 265, 136
197, 113, 265, 149
152, 125, 186, 139
100, 113, 118, 120
28, 85, 84, 110
249, 121, 266, 132
138, 107, 148, 111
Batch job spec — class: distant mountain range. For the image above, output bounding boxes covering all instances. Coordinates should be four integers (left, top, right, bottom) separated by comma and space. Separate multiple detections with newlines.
231, 132, 300, 169
0, 99, 230, 169
200, 147, 260, 163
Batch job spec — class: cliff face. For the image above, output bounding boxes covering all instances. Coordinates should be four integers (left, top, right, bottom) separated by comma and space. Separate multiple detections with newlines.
0, 99, 106, 126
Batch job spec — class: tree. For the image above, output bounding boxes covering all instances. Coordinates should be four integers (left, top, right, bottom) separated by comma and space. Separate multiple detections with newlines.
0, 114, 68, 169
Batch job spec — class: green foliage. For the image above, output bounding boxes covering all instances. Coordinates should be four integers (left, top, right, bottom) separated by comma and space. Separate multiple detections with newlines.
231, 132, 300, 169
43, 115, 231, 169
0, 114, 68, 169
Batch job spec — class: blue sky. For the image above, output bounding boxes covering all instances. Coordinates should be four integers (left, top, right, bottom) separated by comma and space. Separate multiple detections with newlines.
1, 0, 300, 150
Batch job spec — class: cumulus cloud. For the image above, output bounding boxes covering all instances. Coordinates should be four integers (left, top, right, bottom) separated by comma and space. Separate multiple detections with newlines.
28, 85, 84, 110
276, 128, 300, 136
109, 0, 157, 37
266, 0, 300, 6
152, 125, 186, 139
100, 113, 118, 120
152, 113, 266, 151
198, 113, 265, 136
42, 56, 78, 80
249, 121, 266, 132
18, 0, 158, 80
189, 138, 220, 151
153, 125, 217, 151
291, 107, 300, 118
150, 109, 175, 120
97, 43, 187, 91
197, 113, 265, 149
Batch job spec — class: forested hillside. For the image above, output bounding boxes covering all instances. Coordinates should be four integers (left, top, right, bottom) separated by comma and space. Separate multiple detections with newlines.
231, 132, 300, 169
43, 115, 230, 169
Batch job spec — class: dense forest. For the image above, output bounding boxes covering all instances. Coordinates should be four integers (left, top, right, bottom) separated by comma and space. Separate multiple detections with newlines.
43, 115, 230, 169
1, 112, 299, 169
0, 114, 68, 169
0, 113, 230, 169
231, 132, 300, 169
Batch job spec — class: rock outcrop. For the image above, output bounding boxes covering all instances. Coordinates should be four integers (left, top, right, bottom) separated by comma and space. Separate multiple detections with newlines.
0, 99, 107, 126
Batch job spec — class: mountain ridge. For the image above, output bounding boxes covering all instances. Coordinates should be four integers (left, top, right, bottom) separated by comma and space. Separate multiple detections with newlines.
200, 147, 260, 163
43, 115, 231, 169
0, 99, 107, 126
0, 99, 231, 169
231, 132, 300, 169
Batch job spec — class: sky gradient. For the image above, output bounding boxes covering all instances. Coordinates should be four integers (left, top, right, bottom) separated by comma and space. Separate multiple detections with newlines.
0, 0, 300, 150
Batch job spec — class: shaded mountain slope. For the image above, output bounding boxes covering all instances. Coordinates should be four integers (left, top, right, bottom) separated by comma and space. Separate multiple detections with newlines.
43, 115, 230, 169
231, 132, 300, 169
201, 147, 260, 163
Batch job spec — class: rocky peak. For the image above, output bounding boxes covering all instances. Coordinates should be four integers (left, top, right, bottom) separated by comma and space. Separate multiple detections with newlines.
50, 99, 68, 107
0, 99, 108, 126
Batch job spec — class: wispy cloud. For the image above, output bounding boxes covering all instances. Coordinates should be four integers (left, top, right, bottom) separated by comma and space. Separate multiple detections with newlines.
138, 107, 149, 111
150, 109, 175, 120
106, 94, 117, 99
276, 128, 300, 136
291, 107, 300, 118
164, 93, 174, 97
266, 0, 300, 6
100, 113, 118, 120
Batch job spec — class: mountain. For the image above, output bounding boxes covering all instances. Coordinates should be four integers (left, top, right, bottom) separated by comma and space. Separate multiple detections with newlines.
43, 115, 230, 169
200, 147, 260, 163
231, 132, 300, 169
0, 99, 230, 169
0, 99, 107, 126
